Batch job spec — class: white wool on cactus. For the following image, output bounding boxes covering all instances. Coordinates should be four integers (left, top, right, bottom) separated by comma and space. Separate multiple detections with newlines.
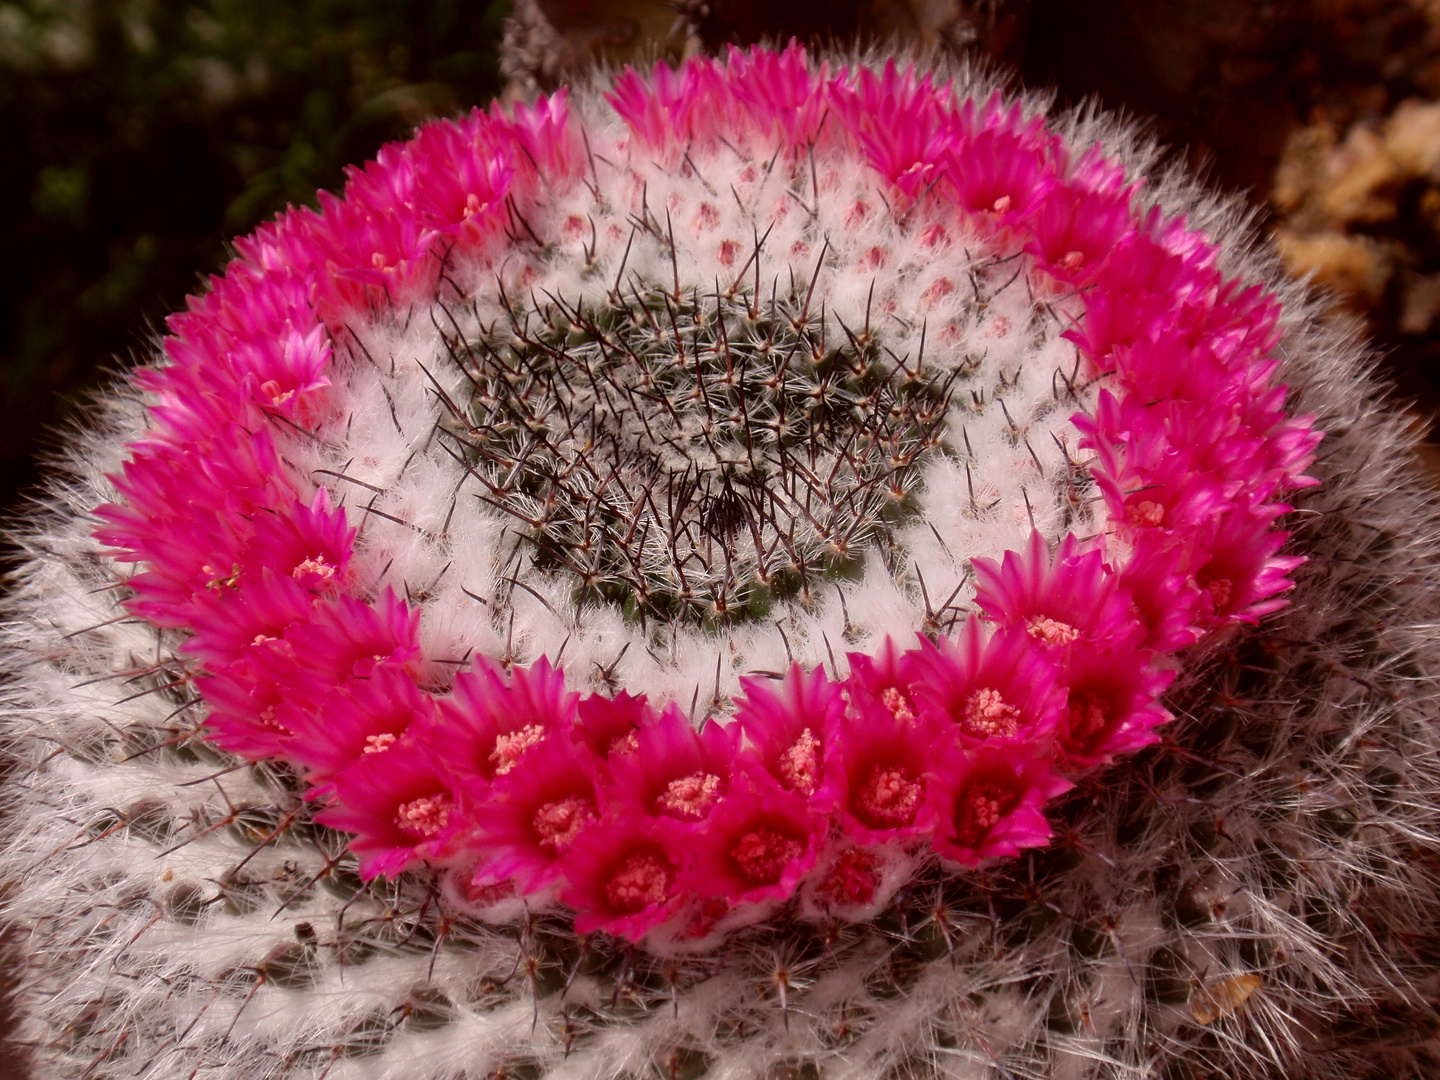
2, 45, 1439, 1080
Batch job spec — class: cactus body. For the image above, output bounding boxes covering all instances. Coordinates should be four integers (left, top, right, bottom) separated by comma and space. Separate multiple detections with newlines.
2, 46, 1438, 1080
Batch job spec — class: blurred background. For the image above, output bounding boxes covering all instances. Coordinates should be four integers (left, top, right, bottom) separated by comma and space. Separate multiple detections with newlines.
4, 0, 1440, 522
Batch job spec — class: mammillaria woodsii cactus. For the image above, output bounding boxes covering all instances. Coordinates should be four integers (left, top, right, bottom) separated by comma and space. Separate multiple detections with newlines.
4, 43, 1440, 1080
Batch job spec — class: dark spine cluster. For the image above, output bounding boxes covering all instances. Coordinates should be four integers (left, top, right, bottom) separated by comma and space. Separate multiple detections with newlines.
433, 260, 956, 629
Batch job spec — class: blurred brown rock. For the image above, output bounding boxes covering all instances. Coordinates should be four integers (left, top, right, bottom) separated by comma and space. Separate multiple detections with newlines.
1275, 227, 1400, 304
1399, 269, 1440, 332
1383, 97, 1440, 177
1317, 125, 1402, 223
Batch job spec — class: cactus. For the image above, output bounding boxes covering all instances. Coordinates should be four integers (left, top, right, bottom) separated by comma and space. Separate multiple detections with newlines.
3, 45, 1439, 1080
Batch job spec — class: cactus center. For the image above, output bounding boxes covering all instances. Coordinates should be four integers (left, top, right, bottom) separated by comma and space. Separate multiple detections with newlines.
440, 271, 951, 628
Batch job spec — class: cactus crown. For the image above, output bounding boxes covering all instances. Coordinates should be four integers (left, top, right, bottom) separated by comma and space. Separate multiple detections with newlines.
448, 265, 951, 629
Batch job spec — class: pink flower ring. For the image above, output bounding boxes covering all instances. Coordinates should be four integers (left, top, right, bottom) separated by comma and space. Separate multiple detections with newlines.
95, 45, 1320, 944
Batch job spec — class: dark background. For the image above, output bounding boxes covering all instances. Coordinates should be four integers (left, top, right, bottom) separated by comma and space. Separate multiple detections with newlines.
2, 0, 1438, 1073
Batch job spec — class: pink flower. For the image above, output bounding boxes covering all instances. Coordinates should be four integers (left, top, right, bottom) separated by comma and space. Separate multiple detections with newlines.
424, 657, 577, 790
1189, 504, 1304, 626
724, 42, 830, 151
572, 690, 652, 759
97, 425, 296, 628
319, 738, 460, 879
815, 686, 947, 845
1079, 393, 1237, 539
299, 191, 441, 320
940, 118, 1057, 233
197, 590, 421, 760
243, 489, 353, 593
1054, 642, 1173, 769
469, 736, 602, 893
278, 589, 422, 696
559, 812, 683, 940
829, 60, 961, 201
733, 664, 846, 798
406, 110, 516, 250
607, 59, 723, 152
1023, 179, 1134, 285
971, 529, 1142, 650
807, 844, 883, 909
199, 645, 297, 760
603, 705, 739, 827
284, 662, 436, 788
922, 744, 1071, 865
183, 566, 317, 671
908, 618, 1067, 745
679, 773, 823, 905
1100, 209, 1220, 304
499, 88, 579, 182
1116, 532, 1205, 652
845, 636, 923, 720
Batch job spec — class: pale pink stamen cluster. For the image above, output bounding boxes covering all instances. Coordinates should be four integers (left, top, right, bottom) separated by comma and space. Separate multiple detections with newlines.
853, 765, 924, 830
490, 724, 548, 776
396, 795, 451, 839
732, 828, 806, 886
813, 847, 881, 907
533, 797, 597, 853
656, 772, 722, 821
1126, 501, 1165, 529
952, 782, 1014, 849
961, 688, 1022, 739
1026, 616, 1079, 646
95, 45, 1320, 944
777, 729, 822, 796
1206, 578, 1234, 609
1068, 693, 1108, 742
605, 853, 673, 912
291, 555, 336, 582
881, 687, 916, 723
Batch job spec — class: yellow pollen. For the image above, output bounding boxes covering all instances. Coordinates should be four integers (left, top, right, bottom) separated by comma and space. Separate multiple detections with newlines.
731, 827, 805, 886
1206, 577, 1233, 609
853, 763, 923, 830
952, 780, 1019, 848
608, 730, 640, 756
881, 686, 916, 723
292, 556, 337, 582
363, 732, 397, 754
1125, 500, 1165, 528
1068, 692, 1108, 742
